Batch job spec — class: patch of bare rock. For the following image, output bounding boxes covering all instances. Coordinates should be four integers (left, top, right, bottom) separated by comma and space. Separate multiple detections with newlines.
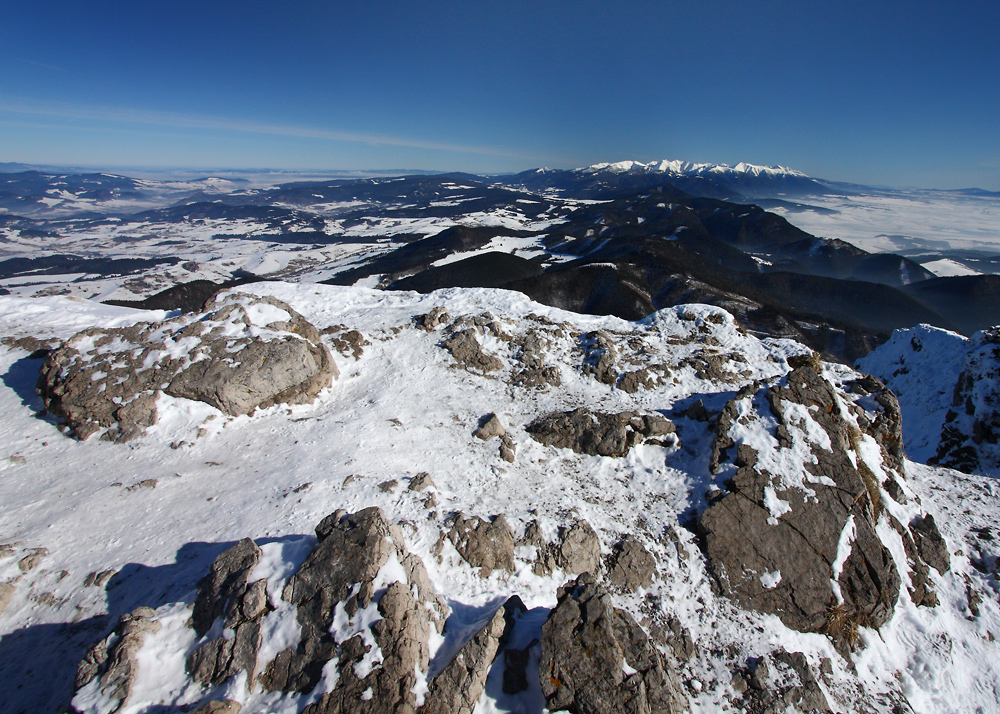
540, 574, 688, 714
37, 293, 338, 442
527, 407, 676, 457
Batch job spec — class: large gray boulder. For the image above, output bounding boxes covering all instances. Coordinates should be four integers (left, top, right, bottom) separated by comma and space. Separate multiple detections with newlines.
539, 574, 688, 714
38, 293, 338, 441
608, 535, 657, 592
527, 408, 675, 457
523, 519, 603, 577
700, 362, 903, 647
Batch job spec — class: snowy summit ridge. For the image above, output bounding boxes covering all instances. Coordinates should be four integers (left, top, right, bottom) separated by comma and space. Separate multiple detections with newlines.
576, 159, 809, 178
2, 281, 998, 714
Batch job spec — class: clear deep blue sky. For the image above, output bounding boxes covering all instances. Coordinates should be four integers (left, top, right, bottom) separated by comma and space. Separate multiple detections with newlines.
2, 1, 998, 189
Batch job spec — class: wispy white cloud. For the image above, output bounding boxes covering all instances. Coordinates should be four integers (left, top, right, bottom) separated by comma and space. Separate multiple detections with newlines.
0, 96, 537, 161
13, 59, 65, 72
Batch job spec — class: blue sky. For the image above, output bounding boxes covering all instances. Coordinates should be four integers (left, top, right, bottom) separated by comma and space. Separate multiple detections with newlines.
2, 1, 999, 189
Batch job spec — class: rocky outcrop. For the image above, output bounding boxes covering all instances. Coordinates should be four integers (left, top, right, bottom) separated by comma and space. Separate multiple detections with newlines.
933, 328, 1000, 475
510, 328, 561, 388
72, 508, 558, 714
539, 574, 688, 714
700, 362, 903, 647
443, 513, 516, 577
527, 407, 676, 457
442, 328, 503, 374
581, 330, 620, 385
415, 306, 451, 332
521, 519, 602, 577
421, 596, 523, 714
910, 514, 950, 574
72, 607, 162, 713
322, 325, 368, 359
38, 293, 337, 441
740, 650, 831, 713
187, 538, 268, 688
263, 507, 447, 712
190, 702, 242, 714
888, 516, 941, 608
618, 368, 657, 394
859, 324, 999, 476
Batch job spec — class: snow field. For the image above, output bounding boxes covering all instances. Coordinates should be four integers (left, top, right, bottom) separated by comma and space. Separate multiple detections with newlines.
0, 283, 997, 713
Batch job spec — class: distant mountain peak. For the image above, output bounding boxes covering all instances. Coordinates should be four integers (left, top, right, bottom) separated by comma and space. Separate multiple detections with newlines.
576, 159, 809, 178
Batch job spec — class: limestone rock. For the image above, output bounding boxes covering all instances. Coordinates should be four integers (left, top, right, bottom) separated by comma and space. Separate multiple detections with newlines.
910, 514, 950, 574
499, 434, 516, 462
190, 701, 242, 714
263, 507, 447, 707
646, 615, 696, 663
554, 520, 602, 576
0, 582, 15, 616
539, 574, 688, 714
527, 407, 675, 457
522, 519, 602, 577
445, 513, 515, 577
420, 596, 523, 714
73, 607, 162, 713
742, 650, 831, 713
581, 330, 620, 385
187, 538, 268, 688
618, 368, 656, 394
683, 399, 711, 422
700, 364, 902, 648
409, 472, 435, 492
38, 293, 337, 442
17, 547, 47, 573
442, 328, 503, 373
888, 516, 940, 608
932, 327, 1000, 474
510, 328, 561, 389
608, 535, 657, 592
416, 306, 451, 332
474, 413, 506, 440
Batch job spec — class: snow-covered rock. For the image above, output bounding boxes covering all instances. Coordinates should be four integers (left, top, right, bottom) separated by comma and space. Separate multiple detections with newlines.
859, 323, 1000, 476
699, 359, 916, 648
37, 293, 337, 441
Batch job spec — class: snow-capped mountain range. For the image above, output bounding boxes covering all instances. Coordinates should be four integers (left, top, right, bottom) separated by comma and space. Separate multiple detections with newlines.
574, 159, 809, 178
